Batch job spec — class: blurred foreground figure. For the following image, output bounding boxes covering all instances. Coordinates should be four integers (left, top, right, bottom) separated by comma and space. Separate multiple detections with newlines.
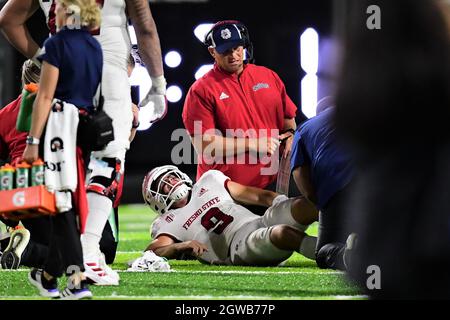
335, 0, 450, 299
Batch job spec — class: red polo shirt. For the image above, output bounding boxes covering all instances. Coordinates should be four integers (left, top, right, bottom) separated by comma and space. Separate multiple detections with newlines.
183, 63, 297, 188
0, 96, 27, 164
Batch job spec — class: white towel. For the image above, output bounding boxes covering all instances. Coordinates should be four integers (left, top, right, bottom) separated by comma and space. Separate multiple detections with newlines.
54, 191, 73, 213
127, 250, 171, 272
44, 100, 79, 193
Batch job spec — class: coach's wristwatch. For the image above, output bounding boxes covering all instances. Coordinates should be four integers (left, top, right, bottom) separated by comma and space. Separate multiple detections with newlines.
26, 135, 40, 145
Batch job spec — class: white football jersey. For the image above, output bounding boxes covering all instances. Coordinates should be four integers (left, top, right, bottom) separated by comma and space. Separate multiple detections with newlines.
152, 170, 259, 265
39, 0, 130, 70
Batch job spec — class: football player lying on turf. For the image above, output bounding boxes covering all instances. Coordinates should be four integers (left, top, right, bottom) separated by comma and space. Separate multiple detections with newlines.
141, 166, 318, 266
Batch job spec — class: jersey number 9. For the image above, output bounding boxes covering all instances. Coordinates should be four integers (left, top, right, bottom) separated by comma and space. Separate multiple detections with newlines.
201, 208, 234, 235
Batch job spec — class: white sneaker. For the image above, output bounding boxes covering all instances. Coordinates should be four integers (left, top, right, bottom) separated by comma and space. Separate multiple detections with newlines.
84, 252, 119, 286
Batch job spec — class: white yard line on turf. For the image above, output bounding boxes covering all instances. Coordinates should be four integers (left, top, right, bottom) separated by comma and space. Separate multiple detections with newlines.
0, 269, 30, 272
118, 270, 344, 275
1, 269, 343, 275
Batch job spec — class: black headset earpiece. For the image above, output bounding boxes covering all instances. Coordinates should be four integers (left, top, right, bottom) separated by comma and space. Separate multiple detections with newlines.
236, 23, 254, 63
203, 28, 213, 47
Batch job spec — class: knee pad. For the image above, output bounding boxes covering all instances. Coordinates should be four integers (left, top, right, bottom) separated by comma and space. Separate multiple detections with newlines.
87, 157, 122, 201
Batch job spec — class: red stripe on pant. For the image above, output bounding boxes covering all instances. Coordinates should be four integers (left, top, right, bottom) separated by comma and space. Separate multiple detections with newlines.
73, 147, 88, 233
113, 172, 124, 209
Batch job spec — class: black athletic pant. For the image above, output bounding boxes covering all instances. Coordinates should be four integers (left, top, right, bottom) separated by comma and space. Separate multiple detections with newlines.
44, 208, 84, 278
316, 186, 351, 270
1, 209, 119, 268
99, 206, 119, 264
21, 216, 51, 268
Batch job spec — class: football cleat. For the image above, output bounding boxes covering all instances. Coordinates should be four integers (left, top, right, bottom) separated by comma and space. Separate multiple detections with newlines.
1, 227, 30, 269
28, 268, 60, 298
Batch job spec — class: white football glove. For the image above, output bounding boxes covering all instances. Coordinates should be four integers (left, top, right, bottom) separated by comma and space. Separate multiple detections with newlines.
139, 75, 168, 123
127, 250, 171, 272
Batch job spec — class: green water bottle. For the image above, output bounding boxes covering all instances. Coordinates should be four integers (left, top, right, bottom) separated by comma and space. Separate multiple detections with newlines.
0, 164, 15, 191
31, 158, 45, 186
16, 83, 38, 132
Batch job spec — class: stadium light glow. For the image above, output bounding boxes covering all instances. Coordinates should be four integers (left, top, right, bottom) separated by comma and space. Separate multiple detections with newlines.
164, 51, 182, 68
129, 64, 152, 131
195, 64, 214, 80
301, 74, 318, 119
300, 28, 319, 118
194, 23, 215, 43
300, 28, 319, 74
166, 85, 183, 103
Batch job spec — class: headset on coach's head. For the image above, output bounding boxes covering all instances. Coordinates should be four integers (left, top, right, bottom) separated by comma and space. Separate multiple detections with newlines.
203, 20, 255, 64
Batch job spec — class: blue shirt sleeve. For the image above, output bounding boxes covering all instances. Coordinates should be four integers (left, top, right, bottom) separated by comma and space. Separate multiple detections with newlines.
38, 36, 62, 69
290, 126, 311, 171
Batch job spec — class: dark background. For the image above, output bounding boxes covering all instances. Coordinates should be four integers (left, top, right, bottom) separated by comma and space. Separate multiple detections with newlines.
0, 0, 334, 203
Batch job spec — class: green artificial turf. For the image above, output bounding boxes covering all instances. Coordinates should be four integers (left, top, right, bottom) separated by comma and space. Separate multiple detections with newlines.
0, 204, 363, 300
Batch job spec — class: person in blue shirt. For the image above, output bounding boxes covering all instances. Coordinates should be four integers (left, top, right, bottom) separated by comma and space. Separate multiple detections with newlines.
290, 99, 355, 270
22, 0, 102, 300
335, 0, 450, 299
